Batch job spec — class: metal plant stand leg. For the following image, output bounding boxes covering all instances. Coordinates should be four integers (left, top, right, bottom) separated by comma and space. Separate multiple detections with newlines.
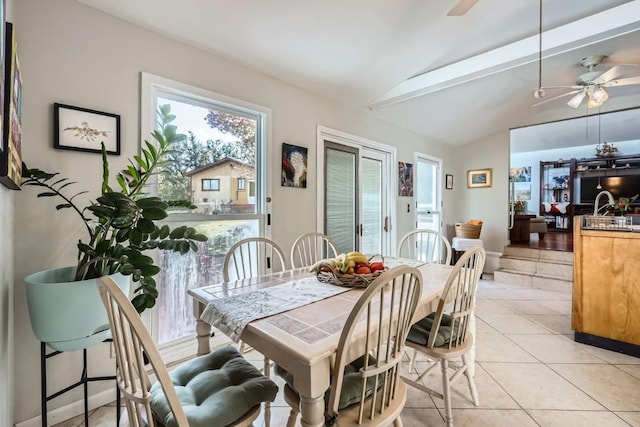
40, 340, 120, 427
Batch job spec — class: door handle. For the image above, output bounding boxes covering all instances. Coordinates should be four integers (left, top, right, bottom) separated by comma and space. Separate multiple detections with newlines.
359, 224, 363, 237
384, 216, 389, 232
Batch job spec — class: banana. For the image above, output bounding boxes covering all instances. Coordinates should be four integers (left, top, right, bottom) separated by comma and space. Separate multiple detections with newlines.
308, 257, 337, 272
346, 251, 368, 264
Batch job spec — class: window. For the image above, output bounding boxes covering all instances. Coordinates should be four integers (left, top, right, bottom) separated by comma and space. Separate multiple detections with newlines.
202, 178, 220, 191
238, 178, 246, 190
141, 73, 270, 355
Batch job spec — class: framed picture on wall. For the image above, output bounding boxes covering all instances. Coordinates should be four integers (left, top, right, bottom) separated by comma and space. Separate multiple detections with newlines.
281, 142, 307, 188
398, 161, 413, 196
445, 174, 453, 190
0, 21, 22, 190
54, 103, 121, 155
467, 168, 492, 188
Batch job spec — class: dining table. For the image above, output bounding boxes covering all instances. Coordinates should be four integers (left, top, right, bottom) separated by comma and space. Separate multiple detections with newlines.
188, 258, 474, 427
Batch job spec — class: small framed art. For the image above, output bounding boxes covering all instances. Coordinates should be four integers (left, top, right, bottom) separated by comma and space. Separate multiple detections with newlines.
467, 168, 492, 188
445, 174, 453, 190
281, 142, 307, 188
0, 21, 21, 190
54, 103, 121, 155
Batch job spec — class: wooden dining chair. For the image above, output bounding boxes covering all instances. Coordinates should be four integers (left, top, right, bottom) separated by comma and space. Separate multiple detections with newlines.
398, 229, 452, 265
277, 265, 423, 426
223, 237, 287, 282
290, 232, 338, 269
402, 247, 485, 427
97, 276, 278, 427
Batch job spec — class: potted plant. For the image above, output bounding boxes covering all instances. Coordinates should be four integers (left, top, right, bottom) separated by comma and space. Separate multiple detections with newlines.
22, 105, 207, 351
611, 194, 639, 215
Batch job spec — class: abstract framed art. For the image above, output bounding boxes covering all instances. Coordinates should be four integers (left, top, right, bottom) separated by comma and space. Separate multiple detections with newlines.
281, 142, 307, 188
0, 21, 22, 190
54, 103, 121, 155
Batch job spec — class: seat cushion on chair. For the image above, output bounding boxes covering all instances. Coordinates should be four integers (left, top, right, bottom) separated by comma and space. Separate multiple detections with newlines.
150, 345, 278, 427
407, 312, 458, 347
275, 355, 381, 410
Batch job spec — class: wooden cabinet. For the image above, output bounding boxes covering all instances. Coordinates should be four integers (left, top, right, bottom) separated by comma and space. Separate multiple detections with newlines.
573, 219, 640, 357
540, 159, 575, 232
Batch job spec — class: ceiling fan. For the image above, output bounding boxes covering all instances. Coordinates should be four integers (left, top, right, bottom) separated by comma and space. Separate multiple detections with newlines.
533, 55, 640, 109
447, 0, 479, 16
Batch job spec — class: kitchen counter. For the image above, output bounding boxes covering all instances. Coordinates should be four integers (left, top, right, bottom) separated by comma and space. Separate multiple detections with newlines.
572, 217, 640, 357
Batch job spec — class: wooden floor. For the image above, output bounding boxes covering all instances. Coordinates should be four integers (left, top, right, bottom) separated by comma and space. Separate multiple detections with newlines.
508, 231, 573, 252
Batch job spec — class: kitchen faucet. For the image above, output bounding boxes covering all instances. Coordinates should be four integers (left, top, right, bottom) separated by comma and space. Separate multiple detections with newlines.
593, 190, 615, 215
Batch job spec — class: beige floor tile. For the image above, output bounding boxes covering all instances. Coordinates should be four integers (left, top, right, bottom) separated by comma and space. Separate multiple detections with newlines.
256, 405, 295, 427
474, 333, 538, 363
615, 411, 640, 427
475, 288, 523, 300
474, 317, 500, 335
527, 409, 633, 427
535, 299, 573, 314
523, 314, 573, 335
580, 345, 640, 365
507, 288, 571, 301
617, 364, 640, 380
477, 314, 552, 334
474, 299, 515, 315
495, 299, 565, 315
506, 334, 609, 363
482, 362, 604, 410
411, 362, 520, 410
550, 364, 640, 411
446, 409, 539, 426
398, 408, 444, 426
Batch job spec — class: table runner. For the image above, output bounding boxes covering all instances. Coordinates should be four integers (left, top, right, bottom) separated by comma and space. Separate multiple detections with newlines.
200, 276, 351, 341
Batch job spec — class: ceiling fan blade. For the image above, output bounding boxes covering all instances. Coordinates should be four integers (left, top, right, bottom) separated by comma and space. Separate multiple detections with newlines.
447, 0, 479, 16
539, 85, 583, 90
604, 76, 640, 87
532, 90, 582, 107
593, 64, 639, 84
567, 91, 587, 108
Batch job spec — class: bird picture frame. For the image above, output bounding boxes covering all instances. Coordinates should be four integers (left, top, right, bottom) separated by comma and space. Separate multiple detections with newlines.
54, 103, 120, 155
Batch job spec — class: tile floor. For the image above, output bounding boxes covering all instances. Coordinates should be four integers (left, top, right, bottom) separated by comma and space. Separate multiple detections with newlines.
54, 275, 640, 427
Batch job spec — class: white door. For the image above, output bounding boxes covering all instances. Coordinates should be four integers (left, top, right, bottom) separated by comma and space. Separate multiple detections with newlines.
415, 155, 443, 232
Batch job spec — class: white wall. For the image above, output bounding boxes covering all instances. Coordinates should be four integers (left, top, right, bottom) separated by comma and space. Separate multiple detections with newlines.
457, 130, 511, 254
13, 0, 454, 423
1, 4, 17, 427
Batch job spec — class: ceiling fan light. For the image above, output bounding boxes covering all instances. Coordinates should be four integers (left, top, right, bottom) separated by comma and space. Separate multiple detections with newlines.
567, 93, 584, 108
588, 87, 609, 108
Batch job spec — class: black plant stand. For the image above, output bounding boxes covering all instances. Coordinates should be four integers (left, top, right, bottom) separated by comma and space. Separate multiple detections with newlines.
40, 339, 120, 427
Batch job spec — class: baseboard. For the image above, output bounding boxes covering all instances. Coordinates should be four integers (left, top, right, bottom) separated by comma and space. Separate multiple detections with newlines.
15, 388, 118, 427
484, 251, 501, 274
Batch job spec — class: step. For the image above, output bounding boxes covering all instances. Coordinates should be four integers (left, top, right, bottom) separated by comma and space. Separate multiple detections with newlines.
493, 268, 572, 294
502, 246, 574, 263
499, 257, 573, 281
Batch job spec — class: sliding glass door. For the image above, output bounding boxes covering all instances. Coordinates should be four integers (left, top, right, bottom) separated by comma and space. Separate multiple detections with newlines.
324, 141, 389, 254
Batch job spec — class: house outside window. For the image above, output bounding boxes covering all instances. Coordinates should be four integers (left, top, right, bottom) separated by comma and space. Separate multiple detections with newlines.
238, 178, 246, 190
202, 178, 220, 191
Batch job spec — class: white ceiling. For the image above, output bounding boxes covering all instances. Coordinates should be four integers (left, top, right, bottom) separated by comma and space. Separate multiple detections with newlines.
77, 0, 640, 147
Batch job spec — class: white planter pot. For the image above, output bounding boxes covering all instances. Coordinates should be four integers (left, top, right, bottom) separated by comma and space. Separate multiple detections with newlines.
25, 267, 130, 351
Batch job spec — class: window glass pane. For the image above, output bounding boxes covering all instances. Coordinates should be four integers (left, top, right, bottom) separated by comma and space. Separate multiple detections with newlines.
361, 157, 382, 254
157, 219, 259, 344
151, 94, 263, 346
326, 148, 356, 254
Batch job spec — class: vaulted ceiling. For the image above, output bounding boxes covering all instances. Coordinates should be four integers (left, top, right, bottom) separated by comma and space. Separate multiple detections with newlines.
78, 0, 640, 147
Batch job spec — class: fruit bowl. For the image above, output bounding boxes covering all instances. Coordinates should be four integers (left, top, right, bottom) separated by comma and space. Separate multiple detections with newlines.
315, 254, 386, 288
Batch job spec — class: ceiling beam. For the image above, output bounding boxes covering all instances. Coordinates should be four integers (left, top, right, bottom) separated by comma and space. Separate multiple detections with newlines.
368, 1, 640, 109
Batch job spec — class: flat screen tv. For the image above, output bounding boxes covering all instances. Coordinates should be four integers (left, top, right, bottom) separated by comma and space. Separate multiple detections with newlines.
579, 175, 640, 204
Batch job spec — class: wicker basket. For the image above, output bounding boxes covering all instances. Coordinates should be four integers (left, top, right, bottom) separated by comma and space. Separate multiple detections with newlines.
455, 222, 482, 239
315, 255, 386, 288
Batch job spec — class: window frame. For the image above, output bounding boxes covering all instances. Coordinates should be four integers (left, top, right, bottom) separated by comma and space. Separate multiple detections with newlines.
140, 72, 272, 359
238, 177, 246, 190
202, 178, 220, 191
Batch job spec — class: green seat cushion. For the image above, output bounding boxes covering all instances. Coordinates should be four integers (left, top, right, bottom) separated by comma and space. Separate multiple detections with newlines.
150, 345, 278, 427
275, 355, 381, 411
407, 312, 458, 347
